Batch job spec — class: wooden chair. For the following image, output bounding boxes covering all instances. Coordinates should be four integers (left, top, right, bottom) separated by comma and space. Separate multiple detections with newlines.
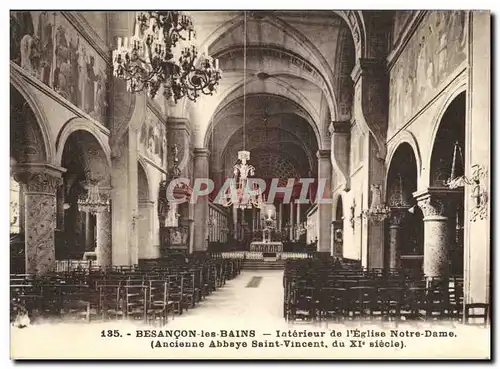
98, 284, 125, 320
124, 284, 148, 322
60, 285, 92, 322
148, 280, 175, 326
464, 303, 489, 327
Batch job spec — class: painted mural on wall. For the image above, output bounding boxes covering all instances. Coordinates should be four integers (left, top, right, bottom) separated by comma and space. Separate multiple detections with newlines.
10, 11, 109, 126
139, 108, 167, 167
389, 11, 467, 131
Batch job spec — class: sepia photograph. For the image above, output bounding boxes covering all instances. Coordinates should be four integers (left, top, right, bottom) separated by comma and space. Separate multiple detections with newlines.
7, 8, 491, 360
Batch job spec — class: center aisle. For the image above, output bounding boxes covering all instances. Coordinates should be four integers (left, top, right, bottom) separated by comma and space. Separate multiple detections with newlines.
170, 269, 285, 323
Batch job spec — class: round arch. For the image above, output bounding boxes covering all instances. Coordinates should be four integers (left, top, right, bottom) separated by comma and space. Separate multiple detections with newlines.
425, 83, 467, 187
385, 131, 422, 189
429, 91, 467, 187
10, 79, 55, 164
204, 92, 321, 150
137, 157, 152, 201
55, 117, 112, 170
198, 13, 340, 115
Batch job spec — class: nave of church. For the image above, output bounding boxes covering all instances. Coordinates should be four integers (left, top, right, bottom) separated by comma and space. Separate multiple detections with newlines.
10, 10, 491, 348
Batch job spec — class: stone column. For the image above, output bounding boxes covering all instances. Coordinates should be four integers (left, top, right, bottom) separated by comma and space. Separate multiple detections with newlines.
14, 165, 64, 276
465, 10, 491, 305
232, 206, 238, 238
111, 134, 130, 266
56, 185, 65, 230
415, 192, 450, 279
138, 199, 155, 259
388, 208, 407, 270
278, 203, 283, 232
289, 201, 294, 241
193, 148, 210, 252
85, 212, 93, 251
317, 150, 332, 254
96, 207, 112, 267
252, 207, 256, 235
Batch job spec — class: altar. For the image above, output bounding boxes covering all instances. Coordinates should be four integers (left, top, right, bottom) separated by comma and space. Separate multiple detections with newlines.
250, 241, 283, 253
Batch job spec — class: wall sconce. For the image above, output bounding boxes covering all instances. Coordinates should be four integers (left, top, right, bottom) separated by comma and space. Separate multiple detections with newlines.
131, 209, 145, 229
449, 164, 488, 221
349, 199, 356, 229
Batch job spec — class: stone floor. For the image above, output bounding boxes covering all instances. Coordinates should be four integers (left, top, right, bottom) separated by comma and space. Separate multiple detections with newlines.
10, 270, 491, 359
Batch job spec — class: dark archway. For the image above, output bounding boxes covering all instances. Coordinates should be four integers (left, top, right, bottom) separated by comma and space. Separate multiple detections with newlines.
60, 130, 110, 260
386, 142, 422, 273
429, 92, 466, 276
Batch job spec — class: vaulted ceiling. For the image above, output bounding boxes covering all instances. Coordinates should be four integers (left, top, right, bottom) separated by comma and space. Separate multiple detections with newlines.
102, 11, 393, 183
181, 11, 356, 181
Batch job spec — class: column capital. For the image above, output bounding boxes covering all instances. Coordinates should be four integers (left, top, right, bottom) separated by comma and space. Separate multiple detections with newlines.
389, 206, 409, 227
350, 58, 387, 84
316, 149, 331, 160
328, 121, 351, 135
139, 199, 155, 207
167, 116, 190, 132
414, 187, 464, 218
13, 163, 66, 194
194, 148, 210, 158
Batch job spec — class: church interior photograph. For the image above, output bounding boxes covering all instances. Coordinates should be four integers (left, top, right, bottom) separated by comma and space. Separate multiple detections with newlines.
9, 10, 490, 339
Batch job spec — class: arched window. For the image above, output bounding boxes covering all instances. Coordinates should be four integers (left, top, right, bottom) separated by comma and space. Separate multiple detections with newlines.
10, 176, 20, 234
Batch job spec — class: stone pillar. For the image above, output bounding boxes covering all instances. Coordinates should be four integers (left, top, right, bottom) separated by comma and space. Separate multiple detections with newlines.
252, 207, 256, 234
465, 10, 491, 305
85, 212, 93, 251
128, 129, 139, 266
56, 185, 65, 230
96, 207, 112, 267
111, 135, 130, 266
317, 150, 332, 254
232, 206, 238, 238
193, 148, 210, 252
289, 201, 294, 241
138, 200, 155, 259
14, 165, 65, 276
329, 121, 351, 192
415, 192, 450, 279
388, 208, 407, 270
278, 203, 283, 232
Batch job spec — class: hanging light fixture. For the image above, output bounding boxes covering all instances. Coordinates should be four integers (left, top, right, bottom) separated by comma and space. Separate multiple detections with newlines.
221, 11, 262, 210
112, 11, 222, 101
77, 172, 110, 214
362, 184, 391, 222
446, 141, 488, 221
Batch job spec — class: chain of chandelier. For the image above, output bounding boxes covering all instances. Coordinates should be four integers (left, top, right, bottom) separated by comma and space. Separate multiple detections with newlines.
220, 11, 262, 210
112, 11, 222, 102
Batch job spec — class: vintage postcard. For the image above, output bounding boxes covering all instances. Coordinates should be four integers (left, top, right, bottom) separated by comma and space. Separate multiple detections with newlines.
9, 9, 491, 360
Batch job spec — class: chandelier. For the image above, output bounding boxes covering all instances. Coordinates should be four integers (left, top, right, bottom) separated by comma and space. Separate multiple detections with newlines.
78, 177, 110, 214
220, 13, 262, 210
112, 11, 222, 101
362, 184, 391, 222
221, 151, 263, 209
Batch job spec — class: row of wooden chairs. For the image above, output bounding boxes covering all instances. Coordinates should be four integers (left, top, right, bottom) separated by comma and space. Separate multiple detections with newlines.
283, 259, 488, 326
10, 258, 243, 326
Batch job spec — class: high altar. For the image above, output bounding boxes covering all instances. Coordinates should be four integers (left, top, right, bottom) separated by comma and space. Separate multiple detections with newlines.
250, 204, 283, 253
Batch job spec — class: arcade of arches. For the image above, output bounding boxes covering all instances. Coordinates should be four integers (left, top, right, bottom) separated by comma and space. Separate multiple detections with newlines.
10, 11, 490, 307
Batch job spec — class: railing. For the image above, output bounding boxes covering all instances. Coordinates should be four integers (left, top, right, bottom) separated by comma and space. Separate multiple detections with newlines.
221, 252, 309, 260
